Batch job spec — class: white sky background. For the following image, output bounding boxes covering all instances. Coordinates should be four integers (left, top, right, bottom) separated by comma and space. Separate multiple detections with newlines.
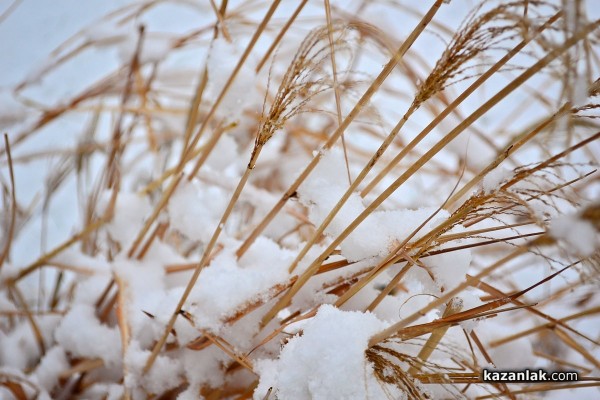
1, 0, 128, 86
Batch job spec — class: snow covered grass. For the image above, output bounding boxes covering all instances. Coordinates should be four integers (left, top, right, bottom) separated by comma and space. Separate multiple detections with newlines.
1, 0, 600, 399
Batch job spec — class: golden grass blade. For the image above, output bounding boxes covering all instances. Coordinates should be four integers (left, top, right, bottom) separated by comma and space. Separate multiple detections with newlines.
128, 0, 283, 257
255, 0, 308, 73
361, 11, 563, 196
236, 0, 445, 260
408, 297, 463, 375
0, 134, 16, 268
324, 0, 351, 184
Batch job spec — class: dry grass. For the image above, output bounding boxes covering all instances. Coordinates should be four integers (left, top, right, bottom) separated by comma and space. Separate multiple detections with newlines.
1, 0, 599, 399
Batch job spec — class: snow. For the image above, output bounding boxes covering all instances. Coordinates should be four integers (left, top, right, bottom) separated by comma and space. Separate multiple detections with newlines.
0, 366, 41, 400
482, 166, 512, 194
456, 290, 484, 333
112, 258, 168, 346
167, 179, 228, 243
186, 237, 294, 331
54, 304, 122, 367
447, 132, 495, 170
53, 248, 112, 274
298, 149, 453, 262
32, 346, 70, 391
254, 305, 392, 400
0, 315, 61, 371
205, 133, 240, 172
550, 213, 599, 257
81, 383, 124, 400
205, 36, 257, 120
99, 191, 152, 249
124, 340, 183, 395
1, 0, 599, 398
180, 346, 230, 392
338, 208, 431, 262
421, 241, 472, 292
176, 384, 202, 400
72, 274, 114, 305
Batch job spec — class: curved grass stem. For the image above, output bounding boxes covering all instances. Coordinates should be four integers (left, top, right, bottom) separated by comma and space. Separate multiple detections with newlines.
237, 0, 445, 261
260, 18, 599, 328
144, 146, 262, 373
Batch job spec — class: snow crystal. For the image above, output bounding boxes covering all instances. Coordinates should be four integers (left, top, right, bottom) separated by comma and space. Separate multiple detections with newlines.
421, 242, 472, 292
254, 305, 391, 400
167, 179, 227, 243
181, 346, 229, 391
32, 346, 69, 391
113, 258, 168, 346
298, 149, 452, 262
205, 37, 256, 119
81, 383, 124, 400
341, 207, 449, 262
72, 275, 113, 305
0, 316, 61, 370
205, 133, 240, 173
456, 290, 483, 333
0, 366, 40, 399
458, 318, 479, 334
54, 304, 121, 366
176, 384, 202, 400
152, 287, 200, 346
186, 237, 293, 330
482, 166, 511, 194
124, 340, 183, 395
99, 191, 152, 248
53, 248, 111, 274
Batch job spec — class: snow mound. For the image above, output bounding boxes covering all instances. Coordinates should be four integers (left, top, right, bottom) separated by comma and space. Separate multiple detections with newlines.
254, 305, 393, 400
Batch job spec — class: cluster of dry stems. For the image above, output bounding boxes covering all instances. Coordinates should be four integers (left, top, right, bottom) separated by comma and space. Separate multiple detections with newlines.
1, 0, 600, 399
